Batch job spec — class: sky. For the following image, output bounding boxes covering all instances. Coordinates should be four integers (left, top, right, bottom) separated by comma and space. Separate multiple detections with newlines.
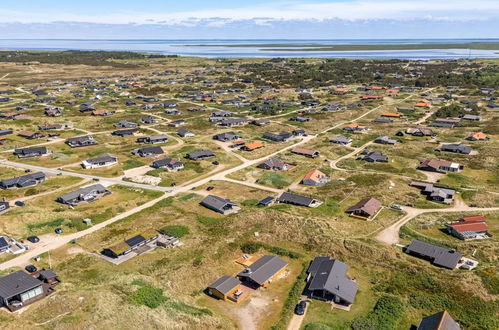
0, 0, 498, 39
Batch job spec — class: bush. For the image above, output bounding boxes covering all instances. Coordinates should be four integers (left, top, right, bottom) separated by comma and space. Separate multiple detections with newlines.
241, 242, 261, 254
351, 295, 404, 330
129, 284, 168, 309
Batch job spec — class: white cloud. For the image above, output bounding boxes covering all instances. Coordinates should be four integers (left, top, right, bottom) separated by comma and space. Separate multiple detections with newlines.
0, 1, 498, 24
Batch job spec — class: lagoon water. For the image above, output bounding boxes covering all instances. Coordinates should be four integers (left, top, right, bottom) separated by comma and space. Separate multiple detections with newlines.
0, 39, 498, 59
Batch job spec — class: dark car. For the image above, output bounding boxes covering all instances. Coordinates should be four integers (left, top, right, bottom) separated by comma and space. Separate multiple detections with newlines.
27, 236, 40, 243
206, 186, 214, 191
55, 228, 63, 234
294, 301, 306, 315
212, 161, 220, 165
25, 264, 37, 273
15, 201, 25, 207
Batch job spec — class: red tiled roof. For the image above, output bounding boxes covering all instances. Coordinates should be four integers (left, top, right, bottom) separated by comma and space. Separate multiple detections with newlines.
460, 215, 486, 223
450, 222, 489, 233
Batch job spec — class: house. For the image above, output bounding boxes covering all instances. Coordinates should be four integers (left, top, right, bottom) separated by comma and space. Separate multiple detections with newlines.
207, 276, 244, 302
102, 229, 159, 259
467, 132, 488, 141
343, 123, 368, 132
237, 255, 288, 288
168, 119, 185, 127
0, 129, 13, 136
57, 184, 111, 206
141, 116, 156, 124
151, 158, 184, 171
13, 146, 50, 158
186, 150, 215, 161
276, 192, 323, 208
262, 132, 292, 142
293, 129, 306, 137
437, 143, 472, 155
406, 128, 435, 137
66, 136, 98, 148
306, 257, 358, 306
241, 141, 263, 151
177, 128, 195, 137
137, 135, 168, 144
0, 172, 46, 189
200, 195, 239, 215
361, 151, 388, 162
17, 131, 44, 140
114, 120, 137, 128
346, 197, 382, 219
219, 118, 248, 127
417, 311, 461, 330
445, 216, 490, 240
374, 136, 397, 145
0, 270, 56, 311
213, 132, 240, 142
291, 147, 320, 158
290, 116, 310, 122
164, 109, 181, 115
39, 124, 64, 131
405, 240, 462, 269
0, 201, 9, 213
257, 196, 275, 207
381, 112, 401, 118
410, 181, 455, 204
301, 169, 329, 186
251, 119, 270, 126
361, 95, 383, 101
415, 99, 431, 107
330, 135, 352, 145
373, 118, 392, 124
132, 146, 164, 157
211, 111, 232, 118
257, 158, 293, 171
418, 159, 463, 173
461, 114, 481, 121
91, 109, 114, 116
112, 129, 137, 137
81, 154, 118, 169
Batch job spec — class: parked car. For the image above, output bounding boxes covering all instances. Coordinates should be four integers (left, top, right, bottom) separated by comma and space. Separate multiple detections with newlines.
405, 203, 414, 207
212, 161, 220, 165
294, 301, 306, 315
24, 169, 31, 173
469, 204, 478, 207
391, 204, 402, 210
25, 264, 37, 273
27, 236, 40, 243
206, 186, 214, 191
15, 201, 25, 207
55, 228, 63, 234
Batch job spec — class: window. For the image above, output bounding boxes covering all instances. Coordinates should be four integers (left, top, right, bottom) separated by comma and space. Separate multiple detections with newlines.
20, 286, 43, 302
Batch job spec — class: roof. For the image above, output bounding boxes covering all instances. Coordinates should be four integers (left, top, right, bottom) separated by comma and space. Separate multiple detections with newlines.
418, 311, 461, 330
0, 236, 8, 248
307, 257, 358, 304
39, 269, 58, 280
201, 195, 237, 211
302, 169, 327, 182
244, 141, 263, 150
346, 197, 382, 216
187, 149, 215, 159
58, 184, 109, 203
469, 132, 487, 140
0, 172, 45, 187
406, 240, 462, 269
330, 135, 352, 143
292, 147, 319, 156
382, 112, 401, 117
0, 271, 42, 299
448, 222, 489, 233
460, 215, 486, 223
85, 154, 117, 164
237, 255, 288, 286
258, 196, 275, 206
208, 276, 241, 295
277, 192, 321, 207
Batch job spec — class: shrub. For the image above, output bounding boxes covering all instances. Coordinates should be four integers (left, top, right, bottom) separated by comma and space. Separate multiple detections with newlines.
241, 242, 261, 254
129, 284, 167, 309
351, 295, 404, 330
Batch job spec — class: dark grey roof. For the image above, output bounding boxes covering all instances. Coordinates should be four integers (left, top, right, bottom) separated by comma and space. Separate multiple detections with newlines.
330, 135, 352, 143
406, 240, 462, 269
237, 255, 288, 286
14, 146, 48, 155
418, 311, 461, 330
0, 172, 45, 188
208, 276, 241, 295
57, 184, 109, 204
307, 257, 358, 305
200, 195, 236, 211
187, 149, 215, 159
85, 154, 116, 164
258, 196, 275, 206
277, 192, 321, 207
39, 269, 57, 280
0, 237, 8, 249
0, 271, 42, 299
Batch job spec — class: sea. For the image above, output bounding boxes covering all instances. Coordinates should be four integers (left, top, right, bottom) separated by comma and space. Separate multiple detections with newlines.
0, 39, 498, 59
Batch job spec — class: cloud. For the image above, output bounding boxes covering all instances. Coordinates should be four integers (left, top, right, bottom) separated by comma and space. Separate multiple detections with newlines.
0, 0, 498, 25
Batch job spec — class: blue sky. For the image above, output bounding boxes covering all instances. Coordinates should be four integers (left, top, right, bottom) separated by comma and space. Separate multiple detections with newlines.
0, 0, 498, 38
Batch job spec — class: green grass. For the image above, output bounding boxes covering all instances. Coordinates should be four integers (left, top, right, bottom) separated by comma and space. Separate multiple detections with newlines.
197, 215, 225, 226
160, 225, 190, 238
27, 217, 64, 232
123, 159, 146, 170
257, 171, 293, 188
128, 284, 168, 309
